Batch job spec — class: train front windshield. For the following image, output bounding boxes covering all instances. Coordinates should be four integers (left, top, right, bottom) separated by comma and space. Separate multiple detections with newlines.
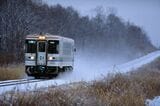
25, 40, 37, 53
25, 40, 59, 54
48, 40, 59, 54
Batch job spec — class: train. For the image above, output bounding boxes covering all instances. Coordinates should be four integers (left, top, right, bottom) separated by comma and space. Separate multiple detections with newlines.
25, 33, 75, 78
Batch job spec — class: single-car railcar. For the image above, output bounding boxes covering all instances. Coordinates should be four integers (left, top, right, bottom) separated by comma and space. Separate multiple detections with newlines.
25, 33, 75, 78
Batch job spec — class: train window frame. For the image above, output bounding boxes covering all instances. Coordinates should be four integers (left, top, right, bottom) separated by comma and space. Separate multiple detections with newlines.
25, 40, 37, 53
48, 40, 59, 54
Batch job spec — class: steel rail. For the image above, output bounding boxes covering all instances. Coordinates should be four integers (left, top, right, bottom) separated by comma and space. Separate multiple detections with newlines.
0, 79, 44, 87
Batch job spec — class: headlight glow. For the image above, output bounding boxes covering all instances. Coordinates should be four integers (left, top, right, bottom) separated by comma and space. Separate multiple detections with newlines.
30, 56, 35, 60
49, 57, 53, 60
39, 36, 46, 40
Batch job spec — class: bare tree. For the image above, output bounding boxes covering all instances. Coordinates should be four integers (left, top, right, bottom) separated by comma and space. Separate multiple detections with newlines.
0, 0, 156, 64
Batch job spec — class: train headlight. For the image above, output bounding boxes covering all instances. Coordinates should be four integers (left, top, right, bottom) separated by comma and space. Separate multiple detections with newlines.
39, 36, 46, 40
48, 57, 53, 60
48, 57, 55, 60
30, 56, 35, 60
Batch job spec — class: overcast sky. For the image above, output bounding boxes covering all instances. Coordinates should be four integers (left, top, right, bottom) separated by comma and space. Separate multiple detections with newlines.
43, 0, 160, 47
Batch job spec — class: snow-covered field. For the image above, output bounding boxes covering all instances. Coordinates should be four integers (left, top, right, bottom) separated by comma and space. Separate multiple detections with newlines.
1, 50, 160, 94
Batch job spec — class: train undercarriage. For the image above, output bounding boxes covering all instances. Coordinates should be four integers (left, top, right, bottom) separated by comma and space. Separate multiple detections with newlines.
25, 66, 73, 79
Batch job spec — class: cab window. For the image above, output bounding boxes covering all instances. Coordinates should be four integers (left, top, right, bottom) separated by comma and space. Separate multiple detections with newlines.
25, 40, 37, 53
48, 40, 59, 54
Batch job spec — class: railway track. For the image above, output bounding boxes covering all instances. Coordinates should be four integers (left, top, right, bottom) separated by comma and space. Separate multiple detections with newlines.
0, 79, 44, 87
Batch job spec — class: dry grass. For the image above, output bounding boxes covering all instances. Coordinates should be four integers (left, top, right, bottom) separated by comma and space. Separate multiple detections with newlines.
0, 89, 73, 106
0, 64, 25, 81
90, 58, 160, 106
1, 58, 160, 106
90, 73, 160, 106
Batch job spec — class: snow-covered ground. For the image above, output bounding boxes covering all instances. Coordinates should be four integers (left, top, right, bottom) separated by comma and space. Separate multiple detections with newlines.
58, 50, 160, 81
146, 96, 160, 106
0, 50, 160, 94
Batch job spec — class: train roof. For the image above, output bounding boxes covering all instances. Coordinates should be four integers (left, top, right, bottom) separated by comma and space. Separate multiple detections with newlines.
26, 33, 74, 42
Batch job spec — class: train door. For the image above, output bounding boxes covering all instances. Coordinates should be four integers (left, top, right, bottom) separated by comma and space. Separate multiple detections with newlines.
37, 41, 46, 66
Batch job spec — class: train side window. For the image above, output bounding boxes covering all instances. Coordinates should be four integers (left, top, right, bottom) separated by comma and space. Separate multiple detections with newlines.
25, 40, 37, 53
48, 40, 59, 54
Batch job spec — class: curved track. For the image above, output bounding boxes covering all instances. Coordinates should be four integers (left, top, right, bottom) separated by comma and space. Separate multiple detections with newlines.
0, 79, 44, 87
0, 51, 160, 94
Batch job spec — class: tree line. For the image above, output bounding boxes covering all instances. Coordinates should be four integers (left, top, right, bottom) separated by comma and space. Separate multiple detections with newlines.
0, 0, 156, 65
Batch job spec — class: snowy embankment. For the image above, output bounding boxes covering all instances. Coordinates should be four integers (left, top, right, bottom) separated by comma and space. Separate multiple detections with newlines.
0, 50, 160, 94
146, 97, 160, 106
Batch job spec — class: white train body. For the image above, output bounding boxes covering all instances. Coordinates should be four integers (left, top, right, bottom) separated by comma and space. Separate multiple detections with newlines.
25, 34, 75, 77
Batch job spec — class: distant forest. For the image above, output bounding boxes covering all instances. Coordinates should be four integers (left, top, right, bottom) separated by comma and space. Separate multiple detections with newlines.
0, 0, 156, 64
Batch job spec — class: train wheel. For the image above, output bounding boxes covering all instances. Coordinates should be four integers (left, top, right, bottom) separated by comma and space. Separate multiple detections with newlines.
69, 66, 73, 71
62, 67, 67, 72
62, 67, 73, 72
65, 67, 69, 71
60, 67, 65, 72
66, 66, 73, 71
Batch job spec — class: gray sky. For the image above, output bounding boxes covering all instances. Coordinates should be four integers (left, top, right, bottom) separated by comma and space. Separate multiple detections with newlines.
43, 0, 160, 47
